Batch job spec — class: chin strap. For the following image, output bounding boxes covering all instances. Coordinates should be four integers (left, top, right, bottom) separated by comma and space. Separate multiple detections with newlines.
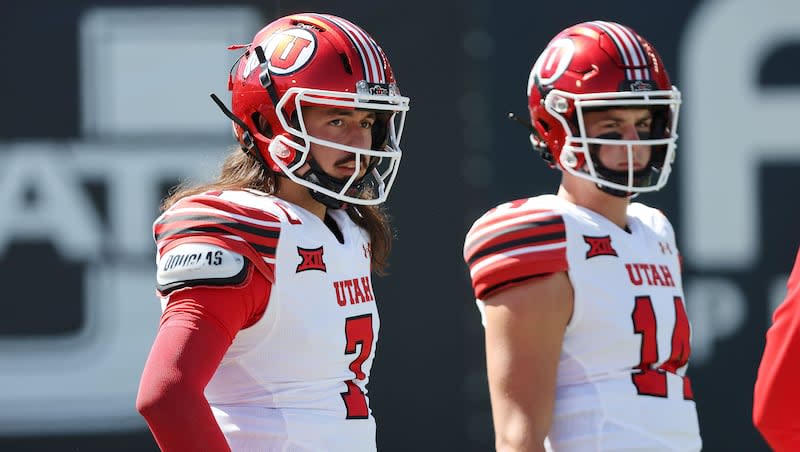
597, 184, 635, 198
301, 158, 381, 209
508, 112, 555, 166
209, 93, 272, 173
595, 168, 657, 198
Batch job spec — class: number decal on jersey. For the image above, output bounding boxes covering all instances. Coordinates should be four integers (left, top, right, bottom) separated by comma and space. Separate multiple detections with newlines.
341, 314, 373, 419
486, 198, 528, 216
631, 296, 694, 400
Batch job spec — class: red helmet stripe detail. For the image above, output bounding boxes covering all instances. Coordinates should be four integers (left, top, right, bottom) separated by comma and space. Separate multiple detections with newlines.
607, 22, 652, 80
345, 19, 387, 83
600, 22, 640, 78
339, 16, 386, 83
592, 21, 636, 79
592, 21, 649, 81
356, 30, 388, 83
323, 15, 385, 83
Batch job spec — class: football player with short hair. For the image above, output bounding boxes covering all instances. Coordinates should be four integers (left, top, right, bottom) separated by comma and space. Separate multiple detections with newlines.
463, 21, 701, 451
136, 13, 409, 451
753, 246, 800, 451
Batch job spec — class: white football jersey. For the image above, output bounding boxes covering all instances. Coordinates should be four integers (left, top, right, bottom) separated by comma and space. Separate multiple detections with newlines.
154, 189, 379, 452
464, 194, 701, 451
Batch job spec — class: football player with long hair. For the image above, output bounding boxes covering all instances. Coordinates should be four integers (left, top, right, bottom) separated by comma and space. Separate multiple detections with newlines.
463, 21, 701, 451
136, 13, 409, 451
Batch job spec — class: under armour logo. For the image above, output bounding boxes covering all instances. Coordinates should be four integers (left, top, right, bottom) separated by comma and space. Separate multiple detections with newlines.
659, 242, 673, 255
296, 246, 326, 273
584, 235, 619, 259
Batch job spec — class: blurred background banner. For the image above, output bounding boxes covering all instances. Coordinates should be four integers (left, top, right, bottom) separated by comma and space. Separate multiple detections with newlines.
1, 0, 797, 450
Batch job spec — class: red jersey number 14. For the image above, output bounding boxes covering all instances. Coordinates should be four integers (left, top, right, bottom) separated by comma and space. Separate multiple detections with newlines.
631, 296, 694, 400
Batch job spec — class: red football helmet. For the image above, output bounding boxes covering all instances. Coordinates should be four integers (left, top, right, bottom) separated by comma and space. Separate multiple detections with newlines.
527, 21, 681, 195
221, 13, 409, 206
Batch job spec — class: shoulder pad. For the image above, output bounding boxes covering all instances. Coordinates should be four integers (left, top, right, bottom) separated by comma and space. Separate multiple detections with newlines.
628, 202, 674, 235
465, 199, 565, 260
464, 198, 567, 300
154, 193, 282, 263
157, 243, 248, 294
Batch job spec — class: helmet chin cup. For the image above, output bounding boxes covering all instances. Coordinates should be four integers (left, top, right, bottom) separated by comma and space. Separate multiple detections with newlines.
303, 170, 349, 209
598, 184, 634, 198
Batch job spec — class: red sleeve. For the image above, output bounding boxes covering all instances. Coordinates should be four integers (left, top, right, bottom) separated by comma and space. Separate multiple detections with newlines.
464, 203, 567, 300
754, 247, 800, 451
136, 266, 271, 451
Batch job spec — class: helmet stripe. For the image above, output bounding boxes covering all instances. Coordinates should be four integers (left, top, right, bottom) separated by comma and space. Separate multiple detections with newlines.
343, 18, 387, 84
314, 14, 372, 81
601, 22, 643, 79
592, 21, 635, 79
323, 15, 385, 83
608, 22, 652, 80
593, 21, 649, 81
359, 35, 388, 84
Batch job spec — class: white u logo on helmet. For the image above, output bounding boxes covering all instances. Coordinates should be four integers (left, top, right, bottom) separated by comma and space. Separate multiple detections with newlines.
243, 28, 317, 79
263, 28, 317, 75
529, 38, 575, 92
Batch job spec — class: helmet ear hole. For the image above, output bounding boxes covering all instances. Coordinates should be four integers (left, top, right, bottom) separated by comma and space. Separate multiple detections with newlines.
252, 112, 274, 138
338, 53, 353, 75
536, 119, 550, 133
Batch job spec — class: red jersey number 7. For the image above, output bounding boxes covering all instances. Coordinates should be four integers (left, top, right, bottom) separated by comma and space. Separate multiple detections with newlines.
341, 314, 373, 419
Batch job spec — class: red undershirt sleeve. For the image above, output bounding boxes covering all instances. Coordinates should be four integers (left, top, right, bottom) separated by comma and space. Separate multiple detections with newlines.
136, 265, 271, 452
754, 248, 800, 451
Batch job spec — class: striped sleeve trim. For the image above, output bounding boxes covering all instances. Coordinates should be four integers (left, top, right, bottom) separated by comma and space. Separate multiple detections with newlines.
155, 214, 279, 256
464, 207, 568, 300
464, 214, 565, 266
153, 195, 282, 282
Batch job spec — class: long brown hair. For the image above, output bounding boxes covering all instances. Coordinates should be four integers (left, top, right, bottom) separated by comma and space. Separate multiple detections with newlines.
162, 148, 394, 274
